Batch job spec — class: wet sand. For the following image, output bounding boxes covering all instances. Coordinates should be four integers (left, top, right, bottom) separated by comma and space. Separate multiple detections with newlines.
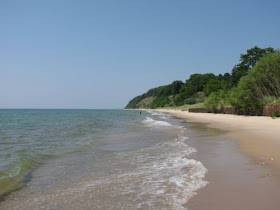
153, 109, 280, 209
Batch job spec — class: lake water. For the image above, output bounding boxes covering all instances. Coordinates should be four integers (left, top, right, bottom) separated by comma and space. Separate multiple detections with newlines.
0, 109, 207, 209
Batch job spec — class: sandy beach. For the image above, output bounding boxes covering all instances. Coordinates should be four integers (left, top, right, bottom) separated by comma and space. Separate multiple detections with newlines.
155, 109, 280, 169
152, 109, 280, 209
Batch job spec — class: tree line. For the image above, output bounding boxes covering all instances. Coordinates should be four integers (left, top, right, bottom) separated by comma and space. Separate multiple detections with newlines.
125, 46, 280, 115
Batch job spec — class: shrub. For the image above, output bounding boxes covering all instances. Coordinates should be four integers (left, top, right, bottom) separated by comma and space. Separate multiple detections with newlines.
150, 96, 170, 109
204, 93, 220, 109
271, 110, 280, 118
230, 51, 280, 114
184, 98, 196, 105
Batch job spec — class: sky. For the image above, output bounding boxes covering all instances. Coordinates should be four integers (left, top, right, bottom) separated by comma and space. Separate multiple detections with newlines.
1, 0, 279, 109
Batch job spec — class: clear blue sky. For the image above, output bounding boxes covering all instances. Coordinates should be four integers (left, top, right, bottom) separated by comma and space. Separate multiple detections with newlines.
1, 0, 279, 109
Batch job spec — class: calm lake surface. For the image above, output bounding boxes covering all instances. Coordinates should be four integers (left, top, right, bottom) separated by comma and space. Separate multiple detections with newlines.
0, 109, 207, 209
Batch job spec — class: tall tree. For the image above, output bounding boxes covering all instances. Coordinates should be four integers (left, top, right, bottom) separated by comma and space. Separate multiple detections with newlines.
239, 46, 275, 69
171, 80, 183, 95
231, 46, 275, 86
230, 51, 280, 114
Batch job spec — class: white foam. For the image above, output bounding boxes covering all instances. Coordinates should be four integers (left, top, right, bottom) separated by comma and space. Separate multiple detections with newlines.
16, 134, 207, 210
149, 111, 169, 120
159, 115, 168, 120
142, 117, 172, 127
111, 135, 208, 209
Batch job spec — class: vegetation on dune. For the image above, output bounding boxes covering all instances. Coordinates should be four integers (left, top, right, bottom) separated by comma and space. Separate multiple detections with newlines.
229, 51, 280, 114
125, 47, 279, 115
231, 46, 275, 86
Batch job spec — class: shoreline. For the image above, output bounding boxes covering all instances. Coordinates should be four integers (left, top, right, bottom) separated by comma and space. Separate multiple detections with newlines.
150, 109, 280, 209
152, 109, 280, 170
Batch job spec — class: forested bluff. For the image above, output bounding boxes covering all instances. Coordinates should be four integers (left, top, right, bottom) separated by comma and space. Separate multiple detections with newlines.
125, 46, 280, 117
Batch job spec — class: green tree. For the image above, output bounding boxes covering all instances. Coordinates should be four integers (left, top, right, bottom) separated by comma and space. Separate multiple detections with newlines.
230, 51, 280, 114
204, 90, 228, 110
174, 85, 187, 106
221, 73, 232, 90
239, 46, 275, 69
231, 46, 275, 86
171, 80, 183, 95
247, 51, 280, 98
203, 79, 222, 96
204, 92, 220, 110
184, 73, 216, 97
229, 78, 261, 114
150, 96, 170, 109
